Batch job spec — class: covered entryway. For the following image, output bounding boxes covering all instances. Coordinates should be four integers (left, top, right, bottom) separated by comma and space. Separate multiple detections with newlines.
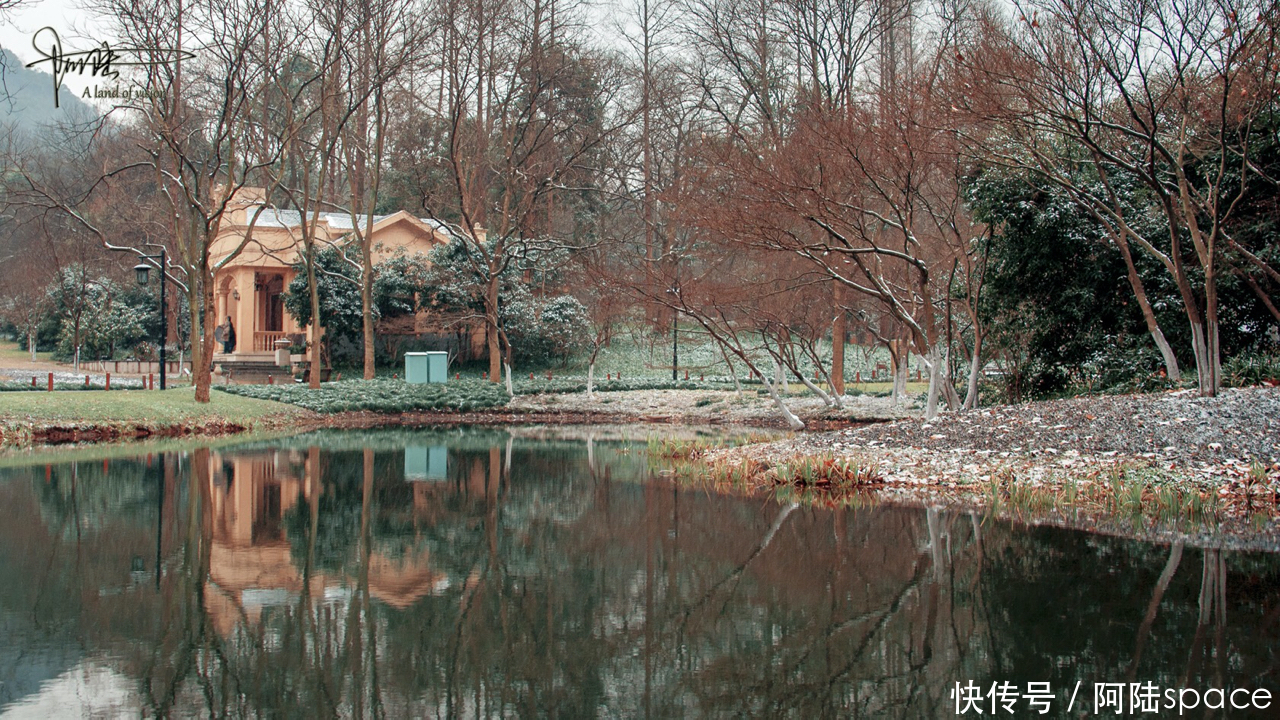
253, 272, 287, 352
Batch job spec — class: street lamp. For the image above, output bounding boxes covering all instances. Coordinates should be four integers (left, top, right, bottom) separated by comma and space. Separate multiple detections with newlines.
131, 250, 168, 390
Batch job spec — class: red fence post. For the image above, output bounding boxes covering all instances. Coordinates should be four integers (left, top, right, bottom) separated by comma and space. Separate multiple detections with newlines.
48, 373, 53, 391
85, 375, 89, 388
105, 372, 110, 391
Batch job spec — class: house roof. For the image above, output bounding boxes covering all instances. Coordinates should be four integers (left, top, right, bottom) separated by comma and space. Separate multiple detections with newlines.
245, 205, 457, 238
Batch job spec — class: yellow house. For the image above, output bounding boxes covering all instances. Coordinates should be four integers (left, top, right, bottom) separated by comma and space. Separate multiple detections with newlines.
208, 187, 468, 365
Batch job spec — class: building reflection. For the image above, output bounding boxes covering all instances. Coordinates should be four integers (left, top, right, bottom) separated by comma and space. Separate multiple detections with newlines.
202, 447, 448, 636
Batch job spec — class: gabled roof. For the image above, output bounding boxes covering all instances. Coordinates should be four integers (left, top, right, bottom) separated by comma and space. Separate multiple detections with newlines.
244, 205, 458, 240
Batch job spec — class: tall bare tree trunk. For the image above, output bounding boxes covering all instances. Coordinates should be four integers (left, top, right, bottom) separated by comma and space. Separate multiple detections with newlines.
924, 344, 942, 421
832, 281, 846, 395
891, 340, 909, 406
1114, 231, 1181, 381
196, 268, 214, 402
963, 328, 983, 410
486, 273, 501, 382
308, 252, 323, 389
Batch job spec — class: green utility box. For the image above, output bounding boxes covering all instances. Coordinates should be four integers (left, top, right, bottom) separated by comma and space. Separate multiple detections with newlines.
405, 351, 449, 383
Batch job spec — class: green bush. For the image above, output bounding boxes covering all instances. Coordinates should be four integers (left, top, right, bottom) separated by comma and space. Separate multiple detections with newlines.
501, 288, 590, 365
218, 378, 511, 414
1224, 348, 1280, 387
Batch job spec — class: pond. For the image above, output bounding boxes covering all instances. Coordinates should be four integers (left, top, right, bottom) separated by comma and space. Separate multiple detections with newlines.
0, 427, 1277, 718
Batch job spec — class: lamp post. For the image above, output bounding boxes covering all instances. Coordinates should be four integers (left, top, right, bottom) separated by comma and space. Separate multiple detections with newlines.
133, 249, 168, 390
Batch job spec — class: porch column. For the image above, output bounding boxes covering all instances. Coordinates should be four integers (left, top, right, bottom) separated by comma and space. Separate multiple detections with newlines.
234, 269, 255, 354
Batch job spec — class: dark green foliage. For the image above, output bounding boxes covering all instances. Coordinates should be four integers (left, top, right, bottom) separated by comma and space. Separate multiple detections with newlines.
1224, 346, 1280, 387
41, 266, 158, 362
284, 247, 430, 364
968, 166, 1183, 398
499, 287, 590, 365
218, 378, 511, 413
420, 238, 587, 365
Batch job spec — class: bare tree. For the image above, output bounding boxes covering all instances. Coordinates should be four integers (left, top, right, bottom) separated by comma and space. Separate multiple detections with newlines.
973, 0, 1280, 395
10, 0, 288, 401
340, 0, 433, 379
417, 0, 634, 382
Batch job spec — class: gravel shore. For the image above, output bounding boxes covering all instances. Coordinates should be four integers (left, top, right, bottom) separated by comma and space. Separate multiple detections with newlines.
511, 387, 918, 426
700, 386, 1280, 548
748, 386, 1280, 464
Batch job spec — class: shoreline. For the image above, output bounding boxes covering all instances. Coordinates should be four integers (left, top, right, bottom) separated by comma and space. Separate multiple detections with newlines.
688, 385, 1280, 549
0, 405, 886, 449
3, 383, 1276, 549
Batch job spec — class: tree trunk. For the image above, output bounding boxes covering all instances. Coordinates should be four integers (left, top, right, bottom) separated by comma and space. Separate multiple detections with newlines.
486, 274, 501, 383
762, 374, 804, 430
717, 343, 742, 396
195, 276, 214, 403
28, 330, 36, 362
831, 282, 845, 394
963, 328, 983, 410
924, 344, 943, 421
891, 342, 909, 407
504, 360, 514, 397
308, 252, 323, 390
1204, 266, 1221, 395
1190, 320, 1214, 396
1114, 232, 1181, 381
941, 349, 962, 411
361, 258, 376, 379
797, 372, 836, 408
587, 357, 595, 400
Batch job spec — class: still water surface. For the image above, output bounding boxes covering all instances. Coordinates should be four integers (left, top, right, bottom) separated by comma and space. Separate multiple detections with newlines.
0, 428, 1277, 718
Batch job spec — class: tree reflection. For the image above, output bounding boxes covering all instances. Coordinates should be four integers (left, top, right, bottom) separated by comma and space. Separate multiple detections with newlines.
1, 434, 1278, 717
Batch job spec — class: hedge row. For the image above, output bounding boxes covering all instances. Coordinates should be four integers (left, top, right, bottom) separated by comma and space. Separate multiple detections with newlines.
219, 378, 511, 414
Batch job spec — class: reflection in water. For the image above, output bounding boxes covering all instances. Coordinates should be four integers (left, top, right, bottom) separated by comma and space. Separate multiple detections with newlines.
0, 430, 1277, 718
405, 446, 449, 481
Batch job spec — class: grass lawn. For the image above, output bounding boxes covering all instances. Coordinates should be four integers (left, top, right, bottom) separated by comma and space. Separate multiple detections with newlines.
0, 340, 56, 364
0, 386, 303, 425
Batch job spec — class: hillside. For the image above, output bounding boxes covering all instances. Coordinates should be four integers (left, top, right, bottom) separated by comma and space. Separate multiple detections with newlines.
0, 48, 96, 133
